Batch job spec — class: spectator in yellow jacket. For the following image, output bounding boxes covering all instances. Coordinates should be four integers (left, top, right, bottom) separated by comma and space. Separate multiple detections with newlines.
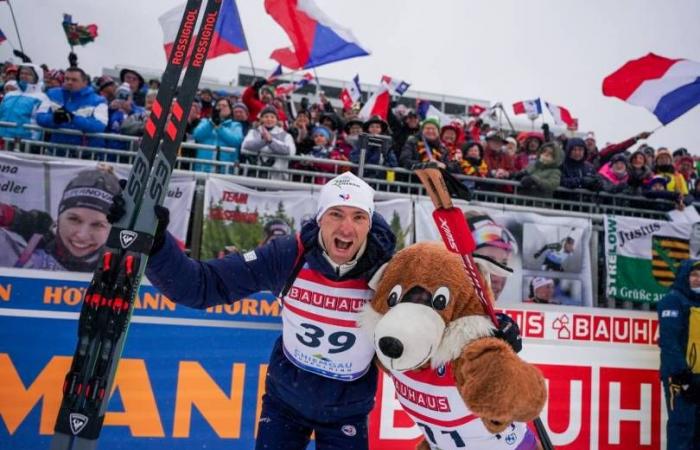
654, 148, 688, 195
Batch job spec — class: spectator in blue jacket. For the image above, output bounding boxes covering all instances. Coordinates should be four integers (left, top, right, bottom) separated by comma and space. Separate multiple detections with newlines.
559, 138, 602, 191
0, 63, 50, 143
141, 172, 396, 450
36, 67, 107, 154
658, 259, 700, 449
192, 97, 244, 173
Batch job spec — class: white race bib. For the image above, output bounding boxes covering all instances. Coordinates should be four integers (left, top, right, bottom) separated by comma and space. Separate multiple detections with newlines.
281, 267, 375, 381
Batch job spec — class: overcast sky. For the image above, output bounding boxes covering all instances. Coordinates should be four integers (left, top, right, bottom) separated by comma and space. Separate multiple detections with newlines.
2, 0, 699, 152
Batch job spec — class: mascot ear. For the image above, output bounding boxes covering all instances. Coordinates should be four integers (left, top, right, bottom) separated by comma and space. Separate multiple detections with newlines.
368, 263, 389, 291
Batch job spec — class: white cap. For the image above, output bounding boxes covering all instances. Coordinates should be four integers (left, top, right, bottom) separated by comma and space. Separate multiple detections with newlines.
584, 131, 596, 142
316, 172, 375, 223
531, 277, 554, 290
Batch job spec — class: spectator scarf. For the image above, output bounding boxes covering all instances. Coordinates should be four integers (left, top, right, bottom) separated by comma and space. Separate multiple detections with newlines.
460, 158, 489, 177
417, 140, 444, 162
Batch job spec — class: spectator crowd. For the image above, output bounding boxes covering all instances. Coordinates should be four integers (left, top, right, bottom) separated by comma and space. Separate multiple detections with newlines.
0, 61, 698, 209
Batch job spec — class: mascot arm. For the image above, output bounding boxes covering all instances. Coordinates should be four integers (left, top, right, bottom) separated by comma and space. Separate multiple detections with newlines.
455, 337, 546, 434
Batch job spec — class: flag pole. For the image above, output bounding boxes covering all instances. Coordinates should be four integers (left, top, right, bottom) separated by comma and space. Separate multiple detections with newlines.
312, 67, 322, 102
235, 2, 256, 79
6, 0, 25, 54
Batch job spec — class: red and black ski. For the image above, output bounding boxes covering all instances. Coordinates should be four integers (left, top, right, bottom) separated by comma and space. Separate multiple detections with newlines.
50, 1, 223, 449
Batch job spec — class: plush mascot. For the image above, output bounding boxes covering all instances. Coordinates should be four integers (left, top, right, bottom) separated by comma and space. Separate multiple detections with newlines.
361, 241, 547, 450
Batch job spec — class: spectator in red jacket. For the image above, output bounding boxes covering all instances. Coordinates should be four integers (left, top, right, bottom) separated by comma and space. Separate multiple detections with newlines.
515, 132, 543, 171
242, 79, 287, 124
483, 130, 515, 179
587, 131, 652, 168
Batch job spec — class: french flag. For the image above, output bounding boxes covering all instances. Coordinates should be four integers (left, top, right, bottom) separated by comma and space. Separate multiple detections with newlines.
265, 0, 369, 70
603, 53, 700, 125
340, 74, 361, 109
358, 85, 390, 120
512, 98, 542, 116
159, 0, 247, 60
416, 100, 451, 126
544, 101, 576, 127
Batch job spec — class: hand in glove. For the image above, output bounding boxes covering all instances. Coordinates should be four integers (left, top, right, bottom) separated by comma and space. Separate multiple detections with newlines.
53, 108, 73, 124
494, 313, 522, 353
520, 175, 538, 189
252, 78, 267, 91
583, 176, 603, 192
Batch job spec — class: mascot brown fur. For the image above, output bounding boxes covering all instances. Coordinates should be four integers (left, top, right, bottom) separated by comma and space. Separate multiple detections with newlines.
361, 241, 546, 450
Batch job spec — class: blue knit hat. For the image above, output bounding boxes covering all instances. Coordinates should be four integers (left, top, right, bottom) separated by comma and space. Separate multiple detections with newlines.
312, 126, 332, 141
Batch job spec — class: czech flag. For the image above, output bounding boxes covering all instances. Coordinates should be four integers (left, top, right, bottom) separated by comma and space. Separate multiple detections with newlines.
544, 101, 576, 128
265, 0, 370, 70
159, 0, 247, 60
381, 75, 410, 96
602, 53, 700, 125
512, 98, 542, 116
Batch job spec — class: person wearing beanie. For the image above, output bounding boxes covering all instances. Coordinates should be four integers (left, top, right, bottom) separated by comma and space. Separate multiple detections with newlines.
597, 152, 630, 194
387, 107, 420, 158
455, 141, 489, 182
300, 126, 350, 184
524, 277, 558, 304
399, 116, 450, 170
626, 148, 654, 195
655, 148, 689, 196
241, 104, 295, 180
242, 78, 288, 124
657, 259, 700, 449
676, 155, 698, 187
137, 171, 395, 450
193, 97, 244, 173
0, 165, 120, 271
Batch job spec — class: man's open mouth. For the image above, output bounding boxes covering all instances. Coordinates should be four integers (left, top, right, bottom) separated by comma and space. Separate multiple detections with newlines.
335, 238, 353, 250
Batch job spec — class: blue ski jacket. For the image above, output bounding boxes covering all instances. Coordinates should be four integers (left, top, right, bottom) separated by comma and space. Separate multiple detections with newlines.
146, 214, 396, 422
658, 259, 700, 378
36, 86, 108, 148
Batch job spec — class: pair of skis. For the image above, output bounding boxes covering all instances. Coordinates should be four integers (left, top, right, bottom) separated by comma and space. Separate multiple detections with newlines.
50, 1, 222, 449
414, 167, 555, 450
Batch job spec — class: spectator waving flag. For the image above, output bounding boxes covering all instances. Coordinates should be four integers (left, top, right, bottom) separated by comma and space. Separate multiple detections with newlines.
381, 75, 410, 96
62, 14, 98, 47
275, 72, 314, 96
159, 0, 247, 60
416, 100, 452, 126
512, 98, 542, 116
340, 74, 362, 109
468, 104, 487, 117
265, 0, 370, 70
602, 52, 700, 125
358, 85, 390, 120
544, 101, 576, 127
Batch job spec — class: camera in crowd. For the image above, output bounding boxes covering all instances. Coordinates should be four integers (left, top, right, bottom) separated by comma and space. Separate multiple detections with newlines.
358, 132, 392, 155
116, 83, 131, 101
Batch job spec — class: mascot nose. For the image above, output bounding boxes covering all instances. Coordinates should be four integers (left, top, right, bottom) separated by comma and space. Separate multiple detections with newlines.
378, 336, 404, 358
402, 286, 432, 306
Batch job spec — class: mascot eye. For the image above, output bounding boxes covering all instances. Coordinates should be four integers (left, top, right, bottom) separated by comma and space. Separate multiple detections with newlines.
387, 285, 402, 307
432, 286, 450, 310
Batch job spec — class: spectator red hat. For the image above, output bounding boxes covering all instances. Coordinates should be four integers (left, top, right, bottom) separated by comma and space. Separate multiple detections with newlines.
679, 155, 694, 166
119, 68, 145, 89
47, 69, 65, 84
3, 64, 18, 75
363, 115, 388, 133
440, 124, 459, 136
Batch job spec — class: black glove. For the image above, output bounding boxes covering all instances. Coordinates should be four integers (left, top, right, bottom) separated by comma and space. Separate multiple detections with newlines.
511, 170, 526, 181
520, 175, 537, 189
494, 313, 522, 353
53, 108, 73, 124
252, 77, 266, 91
13, 49, 32, 63
669, 370, 694, 407
582, 176, 602, 192
300, 97, 310, 111
211, 108, 222, 126
107, 179, 169, 256
11, 208, 54, 239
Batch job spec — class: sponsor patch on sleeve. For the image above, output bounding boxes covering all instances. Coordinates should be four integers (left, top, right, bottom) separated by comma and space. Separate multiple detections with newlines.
243, 251, 257, 262
661, 309, 679, 318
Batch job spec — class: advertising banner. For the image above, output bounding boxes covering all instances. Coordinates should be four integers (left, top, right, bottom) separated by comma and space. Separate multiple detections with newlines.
605, 215, 696, 303
201, 178, 413, 258
416, 200, 594, 307
0, 271, 665, 449
0, 154, 195, 271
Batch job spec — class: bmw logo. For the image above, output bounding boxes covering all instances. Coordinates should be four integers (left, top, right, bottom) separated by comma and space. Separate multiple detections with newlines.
505, 432, 516, 445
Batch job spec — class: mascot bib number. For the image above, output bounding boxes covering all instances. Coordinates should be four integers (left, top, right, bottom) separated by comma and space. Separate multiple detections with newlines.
392, 364, 532, 450
281, 267, 375, 381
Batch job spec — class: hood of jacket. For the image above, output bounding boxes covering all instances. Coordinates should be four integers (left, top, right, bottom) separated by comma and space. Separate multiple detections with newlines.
534, 143, 564, 169
299, 211, 396, 281
17, 63, 44, 93
670, 259, 700, 303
